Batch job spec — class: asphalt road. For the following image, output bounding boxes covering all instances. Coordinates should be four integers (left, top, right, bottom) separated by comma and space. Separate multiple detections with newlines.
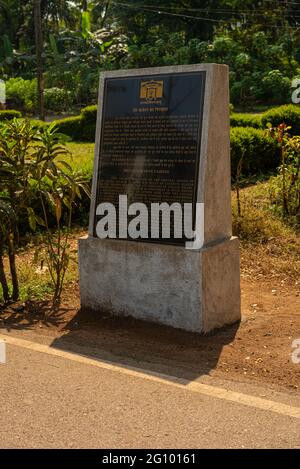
0, 332, 299, 449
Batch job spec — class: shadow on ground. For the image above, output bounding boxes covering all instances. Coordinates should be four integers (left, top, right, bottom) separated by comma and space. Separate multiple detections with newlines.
49, 307, 240, 383
0, 300, 240, 383
0, 300, 71, 330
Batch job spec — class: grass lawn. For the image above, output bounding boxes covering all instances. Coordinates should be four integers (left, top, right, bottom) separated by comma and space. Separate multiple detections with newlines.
65, 142, 95, 175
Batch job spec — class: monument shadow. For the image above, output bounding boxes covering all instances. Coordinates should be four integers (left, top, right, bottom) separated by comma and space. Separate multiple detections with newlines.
50, 307, 240, 384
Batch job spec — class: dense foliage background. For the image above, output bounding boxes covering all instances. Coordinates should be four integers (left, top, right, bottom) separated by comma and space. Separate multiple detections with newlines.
1, 0, 300, 112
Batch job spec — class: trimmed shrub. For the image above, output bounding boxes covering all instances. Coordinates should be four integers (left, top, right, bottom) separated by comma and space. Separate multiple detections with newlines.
52, 116, 82, 140
261, 105, 300, 136
80, 122, 96, 142
51, 105, 97, 142
230, 113, 262, 129
30, 119, 48, 130
80, 105, 97, 142
49, 105, 284, 178
0, 109, 22, 120
81, 105, 97, 124
230, 127, 280, 177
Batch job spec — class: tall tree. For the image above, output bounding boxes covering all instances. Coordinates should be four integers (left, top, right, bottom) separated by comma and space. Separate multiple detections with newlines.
34, 0, 44, 120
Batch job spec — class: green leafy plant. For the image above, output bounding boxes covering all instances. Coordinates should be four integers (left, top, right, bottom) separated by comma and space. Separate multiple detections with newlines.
262, 105, 300, 136
0, 119, 39, 300
268, 124, 300, 222
30, 124, 90, 308
0, 119, 90, 306
36, 170, 89, 308
259, 70, 291, 103
6, 77, 37, 112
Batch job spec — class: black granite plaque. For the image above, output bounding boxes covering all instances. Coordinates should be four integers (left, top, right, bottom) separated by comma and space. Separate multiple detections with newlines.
94, 71, 206, 244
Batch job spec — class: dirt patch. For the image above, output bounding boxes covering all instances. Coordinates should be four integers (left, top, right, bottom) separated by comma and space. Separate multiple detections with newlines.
0, 277, 299, 393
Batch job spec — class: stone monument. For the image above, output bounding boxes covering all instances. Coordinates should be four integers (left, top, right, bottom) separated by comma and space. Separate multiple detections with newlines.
78, 63, 241, 333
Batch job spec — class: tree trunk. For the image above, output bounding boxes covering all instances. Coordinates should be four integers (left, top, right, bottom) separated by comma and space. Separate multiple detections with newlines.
34, 0, 45, 121
8, 236, 19, 301
0, 252, 9, 303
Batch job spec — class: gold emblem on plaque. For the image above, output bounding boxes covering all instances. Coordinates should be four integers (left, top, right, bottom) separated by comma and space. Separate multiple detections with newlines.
140, 80, 163, 101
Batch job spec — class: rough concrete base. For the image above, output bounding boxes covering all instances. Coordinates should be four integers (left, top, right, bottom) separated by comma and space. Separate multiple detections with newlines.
78, 237, 241, 333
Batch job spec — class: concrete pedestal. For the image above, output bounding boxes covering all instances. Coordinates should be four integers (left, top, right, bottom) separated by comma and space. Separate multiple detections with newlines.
78, 236, 241, 333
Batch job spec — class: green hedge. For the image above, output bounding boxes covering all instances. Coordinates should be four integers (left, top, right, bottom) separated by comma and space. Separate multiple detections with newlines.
80, 105, 97, 141
51, 124, 280, 178
52, 116, 83, 140
230, 113, 262, 129
51, 118, 280, 177
51, 104, 300, 141
0, 110, 22, 121
230, 127, 280, 177
261, 104, 300, 136
230, 106, 300, 135
81, 105, 97, 124
46, 106, 283, 179
51, 105, 97, 142
30, 119, 48, 129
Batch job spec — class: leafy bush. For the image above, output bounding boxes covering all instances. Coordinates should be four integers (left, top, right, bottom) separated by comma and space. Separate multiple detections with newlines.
261, 105, 300, 136
44, 87, 72, 112
230, 113, 262, 129
268, 131, 300, 223
6, 77, 37, 112
230, 127, 280, 176
256, 70, 291, 104
0, 120, 90, 304
0, 110, 22, 120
